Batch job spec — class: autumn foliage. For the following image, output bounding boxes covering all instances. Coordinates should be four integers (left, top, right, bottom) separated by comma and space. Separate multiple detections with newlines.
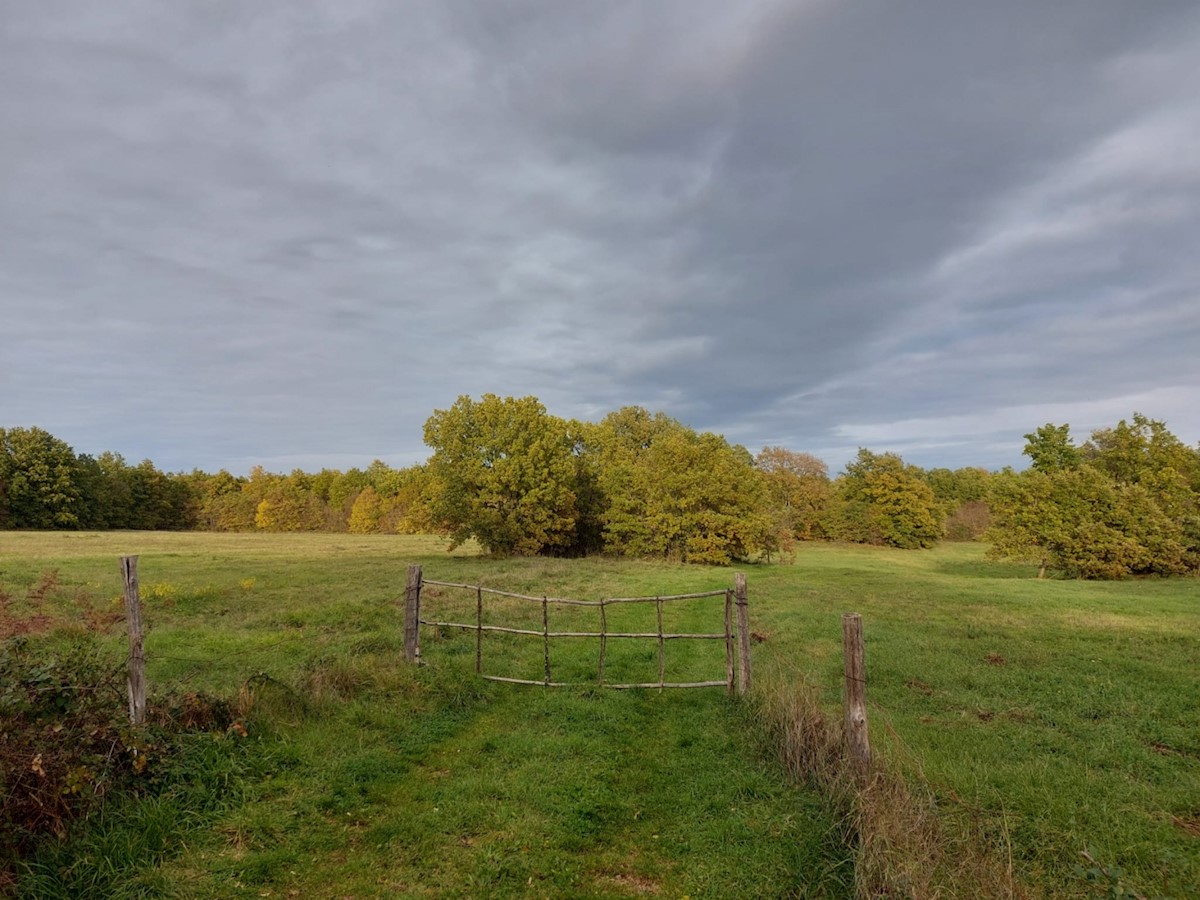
986, 414, 1200, 578
5, 406, 1199, 576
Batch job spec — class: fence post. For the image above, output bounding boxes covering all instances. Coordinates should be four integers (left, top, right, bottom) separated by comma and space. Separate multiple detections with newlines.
735, 572, 752, 696
724, 589, 735, 696
542, 596, 550, 686
404, 564, 422, 664
842, 613, 871, 770
475, 586, 483, 674
120, 556, 146, 725
598, 600, 608, 687
656, 597, 665, 691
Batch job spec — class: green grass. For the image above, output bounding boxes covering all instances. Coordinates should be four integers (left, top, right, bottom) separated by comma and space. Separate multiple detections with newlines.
1, 533, 850, 898
748, 543, 1200, 898
2, 533, 1197, 897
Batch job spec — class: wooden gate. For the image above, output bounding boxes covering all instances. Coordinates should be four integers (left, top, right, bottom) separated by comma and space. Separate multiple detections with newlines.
403, 566, 752, 694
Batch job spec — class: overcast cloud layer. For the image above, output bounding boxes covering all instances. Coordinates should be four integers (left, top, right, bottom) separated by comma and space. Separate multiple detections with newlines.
4, 1, 1199, 475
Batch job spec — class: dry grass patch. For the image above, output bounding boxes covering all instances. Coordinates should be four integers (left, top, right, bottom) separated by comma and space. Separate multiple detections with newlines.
755, 680, 1027, 899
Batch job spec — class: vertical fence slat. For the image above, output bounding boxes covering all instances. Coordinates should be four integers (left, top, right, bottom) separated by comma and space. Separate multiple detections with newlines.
843, 613, 871, 770
542, 596, 550, 686
724, 588, 735, 696
735, 572, 752, 696
656, 597, 665, 691
475, 586, 483, 674
120, 556, 146, 725
404, 564, 422, 663
598, 600, 608, 687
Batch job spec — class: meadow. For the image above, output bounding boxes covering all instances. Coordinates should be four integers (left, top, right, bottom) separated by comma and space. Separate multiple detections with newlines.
1, 532, 1197, 897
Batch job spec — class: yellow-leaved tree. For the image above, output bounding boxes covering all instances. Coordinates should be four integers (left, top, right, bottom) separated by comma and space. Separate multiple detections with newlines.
422, 394, 584, 556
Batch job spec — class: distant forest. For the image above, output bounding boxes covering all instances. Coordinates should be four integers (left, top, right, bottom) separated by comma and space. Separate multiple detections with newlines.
3, 400, 1198, 578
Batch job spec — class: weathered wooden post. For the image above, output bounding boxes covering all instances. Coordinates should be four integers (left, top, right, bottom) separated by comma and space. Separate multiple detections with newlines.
842, 613, 871, 770
120, 556, 146, 725
475, 586, 483, 674
597, 600, 608, 687
655, 597, 665, 691
542, 595, 551, 686
404, 564, 422, 663
724, 588, 735, 696
735, 572, 752, 696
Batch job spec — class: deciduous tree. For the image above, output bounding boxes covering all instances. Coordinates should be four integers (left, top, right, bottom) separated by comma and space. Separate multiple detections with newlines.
755, 447, 832, 541
825, 449, 942, 549
590, 409, 768, 564
348, 486, 382, 534
0, 427, 84, 529
1023, 423, 1082, 473
986, 464, 1190, 578
423, 395, 582, 555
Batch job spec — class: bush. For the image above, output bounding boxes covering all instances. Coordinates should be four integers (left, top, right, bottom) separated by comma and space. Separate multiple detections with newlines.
0, 633, 238, 882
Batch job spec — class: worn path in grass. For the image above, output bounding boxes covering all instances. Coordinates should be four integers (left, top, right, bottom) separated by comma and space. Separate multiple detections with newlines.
1, 532, 852, 898
164, 689, 852, 897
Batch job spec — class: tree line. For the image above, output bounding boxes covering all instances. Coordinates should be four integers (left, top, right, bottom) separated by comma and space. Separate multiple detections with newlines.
3, 403, 1198, 577
0, 426, 432, 536
986, 414, 1200, 578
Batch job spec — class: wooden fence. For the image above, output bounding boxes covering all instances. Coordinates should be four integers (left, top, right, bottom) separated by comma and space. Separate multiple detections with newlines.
403, 565, 753, 694
116, 557, 865, 767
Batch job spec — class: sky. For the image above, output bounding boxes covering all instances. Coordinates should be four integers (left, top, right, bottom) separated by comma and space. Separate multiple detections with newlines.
4, 1, 1199, 476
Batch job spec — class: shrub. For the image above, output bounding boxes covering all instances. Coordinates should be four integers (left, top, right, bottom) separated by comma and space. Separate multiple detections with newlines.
0, 633, 237, 879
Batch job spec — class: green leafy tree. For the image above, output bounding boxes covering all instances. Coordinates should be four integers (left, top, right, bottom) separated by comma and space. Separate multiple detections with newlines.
0, 427, 84, 529
921, 466, 991, 507
93, 452, 136, 528
72, 453, 108, 529
125, 460, 196, 530
1023, 423, 1082, 473
1084, 414, 1200, 564
825, 449, 942, 549
589, 409, 768, 564
985, 468, 1059, 577
987, 464, 1189, 578
393, 465, 441, 535
586, 407, 683, 555
423, 395, 583, 555
1085, 414, 1179, 483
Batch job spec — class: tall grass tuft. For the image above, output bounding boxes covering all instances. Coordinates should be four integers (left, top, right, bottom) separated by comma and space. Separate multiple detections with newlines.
753, 679, 1026, 899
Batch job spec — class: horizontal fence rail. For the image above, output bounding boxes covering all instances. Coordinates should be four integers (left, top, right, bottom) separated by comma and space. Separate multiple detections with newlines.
421, 580, 727, 605
409, 568, 749, 693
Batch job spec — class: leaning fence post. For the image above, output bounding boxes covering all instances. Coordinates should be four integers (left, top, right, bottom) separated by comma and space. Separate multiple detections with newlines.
404, 564, 422, 663
842, 613, 871, 770
120, 556, 146, 725
735, 572, 752, 696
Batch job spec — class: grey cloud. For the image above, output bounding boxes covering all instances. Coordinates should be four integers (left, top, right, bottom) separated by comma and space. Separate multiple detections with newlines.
3, 1, 1199, 473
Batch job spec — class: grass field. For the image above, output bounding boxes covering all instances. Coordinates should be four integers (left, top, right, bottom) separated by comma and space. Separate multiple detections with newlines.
2, 532, 1198, 897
